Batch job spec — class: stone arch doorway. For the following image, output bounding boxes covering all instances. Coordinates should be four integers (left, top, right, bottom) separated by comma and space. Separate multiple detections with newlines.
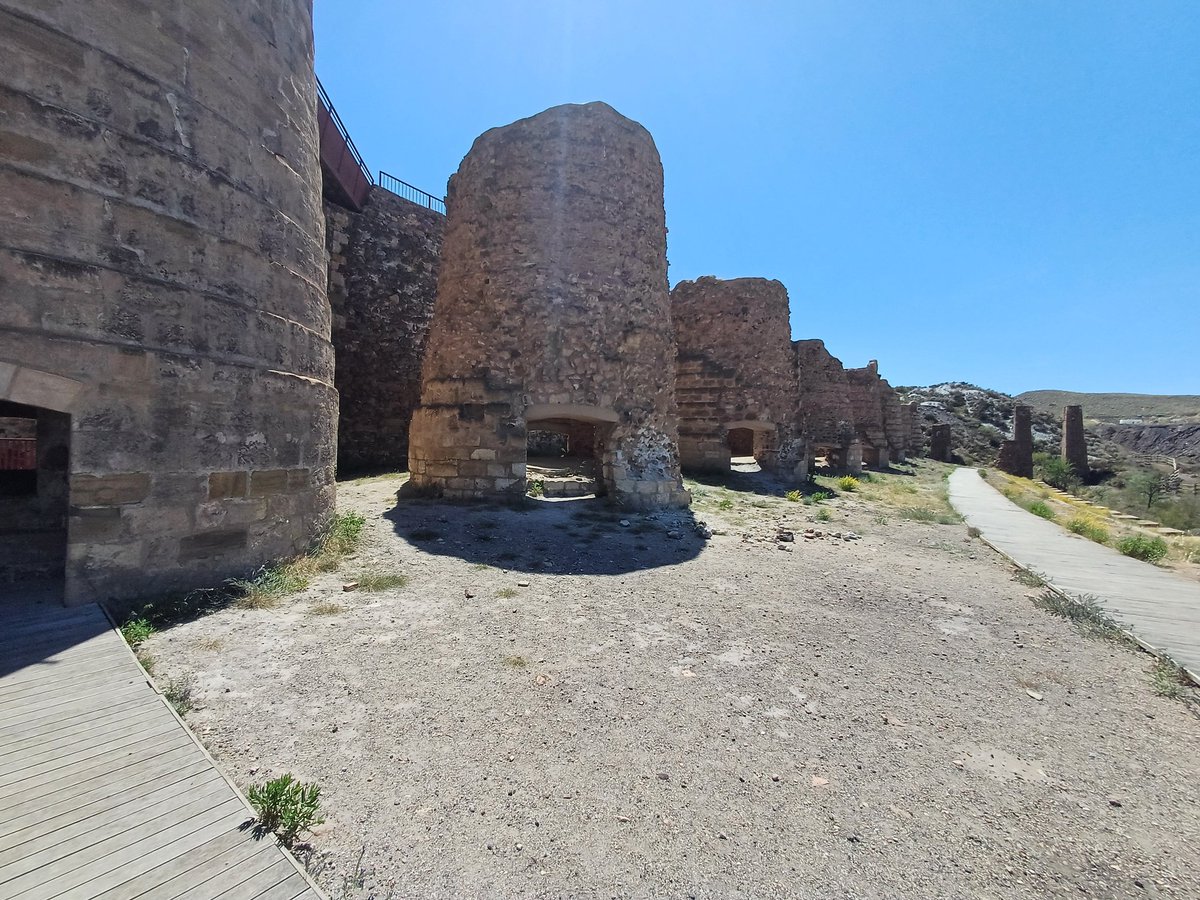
525, 404, 617, 501
726, 420, 776, 474
0, 364, 81, 594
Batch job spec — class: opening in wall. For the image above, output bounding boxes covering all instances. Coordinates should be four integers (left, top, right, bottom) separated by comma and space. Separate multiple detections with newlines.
0, 401, 69, 592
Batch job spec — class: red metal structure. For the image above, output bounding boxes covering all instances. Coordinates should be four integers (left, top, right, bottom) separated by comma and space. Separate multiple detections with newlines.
317, 78, 372, 211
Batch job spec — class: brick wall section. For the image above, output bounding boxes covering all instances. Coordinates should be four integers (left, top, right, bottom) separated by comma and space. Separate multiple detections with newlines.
929, 424, 953, 462
793, 339, 861, 472
996, 404, 1034, 477
0, 0, 335, 604
880, 378, 907, 463
325, 187, 443, 473
671, 277, 805, 480
408, 102, 689, 510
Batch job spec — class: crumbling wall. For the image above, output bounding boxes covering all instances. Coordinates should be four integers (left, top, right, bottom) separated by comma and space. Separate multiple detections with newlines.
326, 187, 443, 474
408, 102, 689, 510
0, 0, 335, 604
1062, 405, 1089, 477
880, 379, 907, 463
846, 362, 889, 468
671, 277, 805, 480
929, 424, 953, 462
794, 339, 860, 472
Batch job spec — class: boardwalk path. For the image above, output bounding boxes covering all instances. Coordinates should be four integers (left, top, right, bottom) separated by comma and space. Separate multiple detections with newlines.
0, 599, 323, 900
948, 467, 1200, 682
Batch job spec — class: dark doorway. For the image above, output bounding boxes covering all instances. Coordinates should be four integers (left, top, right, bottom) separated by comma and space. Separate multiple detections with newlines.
0, 401, 69, 589
526, 418, 602, 500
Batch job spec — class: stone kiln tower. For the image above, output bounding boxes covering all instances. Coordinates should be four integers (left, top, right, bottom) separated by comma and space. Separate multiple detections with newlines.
407, 103, 689, 509
996, 404, 1034, 478
793, 339, 862, 473
0, 0, 335, 603
1062, 405, 1089, 478
671, 277, 806, 480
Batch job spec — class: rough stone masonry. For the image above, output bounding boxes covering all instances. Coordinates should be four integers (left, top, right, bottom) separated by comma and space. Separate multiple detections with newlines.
793, 339, 863, 473
671, 277, 806, 480
1062, 405, 1089, 478
996, 404, 1034, 478
0, 0, 335, 603
407, 102, 690, 509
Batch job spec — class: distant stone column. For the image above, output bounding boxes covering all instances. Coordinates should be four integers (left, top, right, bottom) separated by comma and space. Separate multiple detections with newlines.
996, 404, 1033, 477
1062, 405, 1088, 478
929, 424, 952, 462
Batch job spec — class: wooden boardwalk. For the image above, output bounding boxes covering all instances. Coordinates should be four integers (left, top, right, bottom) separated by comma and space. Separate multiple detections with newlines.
0, 597, 324, 900
948, 467, 1200, 682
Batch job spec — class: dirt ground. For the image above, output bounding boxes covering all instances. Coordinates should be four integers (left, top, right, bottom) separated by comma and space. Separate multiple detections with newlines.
143, 463, 1200, 899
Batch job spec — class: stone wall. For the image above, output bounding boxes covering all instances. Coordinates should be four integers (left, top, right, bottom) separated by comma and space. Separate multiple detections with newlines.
325, 187, 443, 474
929, 424, 953, 462
0, 0, 335, 604
902, 402, 923, 456
880, 378, 907, 463
408, 102, 689, 510
671, 277, 805, 480
846, 362, 889, 468
794, 339, 860, 472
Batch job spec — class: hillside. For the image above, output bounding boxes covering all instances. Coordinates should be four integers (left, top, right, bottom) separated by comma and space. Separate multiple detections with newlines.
1017, 391, 1200, 422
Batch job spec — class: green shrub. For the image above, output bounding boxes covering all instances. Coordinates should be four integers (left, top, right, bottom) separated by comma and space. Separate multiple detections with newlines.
1037, 456, 1079, 491
120, 617, 155, 647
784, 490, 802, 502
527, 479, 545, 498
836, 476, 860, 492
1028, 501, 1055, 520
810, 491, 832, 503
1116, 535, 1168, 562
814, 508, 833, 522
978, 469, 988, 478
1066, 517, 1109, 544
717, 498, 734, 510
248, 774, 324, 849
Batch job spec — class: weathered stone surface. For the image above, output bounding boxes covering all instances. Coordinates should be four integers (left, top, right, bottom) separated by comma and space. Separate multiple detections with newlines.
996, 404, 1034, 478
325, 187, 443, 473
0, 0, 335, 603
929, 424, 953, 462
794, 339, 860, 473
408, 102, 689, 509
672, 277, 805, 480
1062, 405, 1089, 477
846, 362, 890, 468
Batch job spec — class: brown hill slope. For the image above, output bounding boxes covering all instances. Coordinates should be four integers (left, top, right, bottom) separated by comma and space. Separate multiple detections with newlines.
1017, 391, 1200, 422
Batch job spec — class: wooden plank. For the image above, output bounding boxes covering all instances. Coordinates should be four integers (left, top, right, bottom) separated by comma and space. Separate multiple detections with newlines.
171, 845, 286, 900
36, 799, 252, 900
0, 701, 166, 760
90, 826, 266, 900
0, 695, 148, 742
0, 652, 140, 689
0, 778, 234, 879
0, 757, 213, 841
0, 679, 149, 727
247, 867, 315, 900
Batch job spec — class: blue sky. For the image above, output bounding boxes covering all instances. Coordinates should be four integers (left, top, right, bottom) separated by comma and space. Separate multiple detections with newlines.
314, 2, 1199, 396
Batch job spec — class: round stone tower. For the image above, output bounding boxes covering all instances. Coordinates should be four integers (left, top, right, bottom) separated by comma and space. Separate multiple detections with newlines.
408, 102, 689, 510
0, 0, 336, 604
671, 277, 806, 480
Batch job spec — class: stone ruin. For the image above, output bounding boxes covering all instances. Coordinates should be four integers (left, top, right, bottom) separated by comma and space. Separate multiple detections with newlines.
1062, 405, 1089, 478
846, 362, 892, 468
995, 404, 1034, 477
407, 103, 690, 510
1, 0, 335, 603
793, 340, 862, 473
929, 424, 953, 462
672, 277, 806, 480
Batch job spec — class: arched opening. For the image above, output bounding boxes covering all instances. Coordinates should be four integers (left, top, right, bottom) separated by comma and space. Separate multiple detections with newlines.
524, 404, 618, 501
0, 401, 70, 591
726, 420, 775, 474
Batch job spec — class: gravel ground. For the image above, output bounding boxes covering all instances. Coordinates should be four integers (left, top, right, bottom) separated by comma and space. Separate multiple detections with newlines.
143, 466, 1200, 900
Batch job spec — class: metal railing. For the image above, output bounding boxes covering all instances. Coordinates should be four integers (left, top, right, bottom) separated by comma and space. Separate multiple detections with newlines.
378, 171, 446, 215
316, 76, 373, 189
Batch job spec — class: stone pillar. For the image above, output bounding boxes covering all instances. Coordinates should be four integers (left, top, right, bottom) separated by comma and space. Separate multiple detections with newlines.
1062, 405, 1088, 478
996, 404, 1033, 478
408, 102, 689, 510
845, 440, 864, 475
929, 424, 952, 462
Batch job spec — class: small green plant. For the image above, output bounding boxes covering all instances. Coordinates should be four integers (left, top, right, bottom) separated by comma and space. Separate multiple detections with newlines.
503, 654, 527, 668
497, 587, 518, 599
1014, 568, 1046, 587
1037, 456, 1079, 491
356, 572, 409, 591
322, 511, 365, 558
1032, 590, 1130, 644
967, 525, 981, 539
120, 617, 155, 648
717, 498, 734, 511
164, 674, 196, 715
1028, 500, 1055, 520
810, 491, 832, 502
231, 564, 310, 609
527, 479, 545, 498
978, 469, 988, 479
248, 774, 325, 849
1116, 534, 1168, 562
1150, 657, 1192, 701
836, 476, 860, 492
814, 508, 833, 523
307, 601, 345, 616
1066, 517, 1109, 544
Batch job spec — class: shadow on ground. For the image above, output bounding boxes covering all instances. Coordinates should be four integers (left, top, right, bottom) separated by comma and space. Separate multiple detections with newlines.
385, 495, 706, 575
